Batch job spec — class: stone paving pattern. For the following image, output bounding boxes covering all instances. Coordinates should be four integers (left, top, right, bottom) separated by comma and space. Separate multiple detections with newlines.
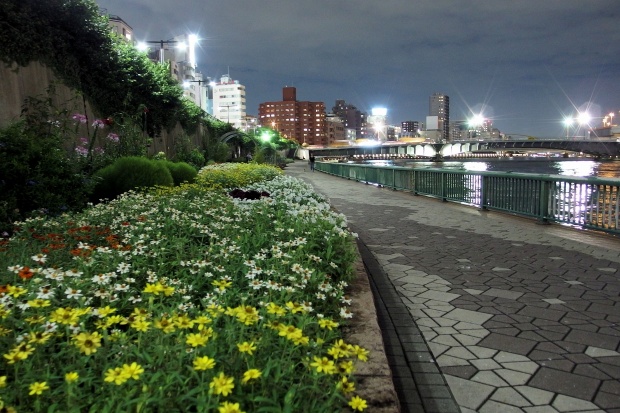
286, 161, 620, 413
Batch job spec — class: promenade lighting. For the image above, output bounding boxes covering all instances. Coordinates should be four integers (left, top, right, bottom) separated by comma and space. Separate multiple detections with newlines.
137, 35, 197, 64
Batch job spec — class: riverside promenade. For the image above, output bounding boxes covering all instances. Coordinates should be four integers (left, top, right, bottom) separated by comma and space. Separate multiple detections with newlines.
285, 160, 620, 413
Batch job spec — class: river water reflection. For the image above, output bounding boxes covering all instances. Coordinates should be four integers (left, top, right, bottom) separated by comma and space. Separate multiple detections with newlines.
394, 159, 620, 179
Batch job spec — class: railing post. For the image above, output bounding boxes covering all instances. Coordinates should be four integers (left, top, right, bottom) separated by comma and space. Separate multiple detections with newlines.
413, 170, 418, 195
480, 175, 488, 210
441, 172, 447, 202
538, 180, 550, 223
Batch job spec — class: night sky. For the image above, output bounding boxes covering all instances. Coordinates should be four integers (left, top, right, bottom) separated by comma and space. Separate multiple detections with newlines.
95, 0, 620, 138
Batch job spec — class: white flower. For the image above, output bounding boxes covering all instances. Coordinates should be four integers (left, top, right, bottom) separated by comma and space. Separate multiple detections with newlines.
339, 307, 353, 319
117, 263, 131, 274
31, 254, 47, 264
128, 296, 142, 304
65, 287, 82, 299
114, 283, 130, 292
37, 286, 54, 299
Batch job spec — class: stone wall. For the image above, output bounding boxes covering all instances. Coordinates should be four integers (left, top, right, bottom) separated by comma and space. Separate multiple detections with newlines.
0, 61, 205, 158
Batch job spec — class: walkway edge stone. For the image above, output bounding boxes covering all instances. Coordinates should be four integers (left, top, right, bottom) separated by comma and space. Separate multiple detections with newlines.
345, 239, 401, 412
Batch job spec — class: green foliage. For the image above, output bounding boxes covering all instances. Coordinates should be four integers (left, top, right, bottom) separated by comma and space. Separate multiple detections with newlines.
0, 121, 95, 234
160, 160, 198, 185
0, 0, 207, 136
195, 163, 282, 190
91, 157, 173, 201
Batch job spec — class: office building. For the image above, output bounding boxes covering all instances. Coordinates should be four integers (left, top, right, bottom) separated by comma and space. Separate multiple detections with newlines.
212, 75, 247, 129
429, 93, 450, 141
258, 87, 326, 146
332, 100, 368, 140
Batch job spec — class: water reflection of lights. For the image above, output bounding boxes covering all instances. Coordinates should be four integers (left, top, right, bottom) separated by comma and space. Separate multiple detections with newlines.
462, 162, 488, 172
556, 161, 596, 177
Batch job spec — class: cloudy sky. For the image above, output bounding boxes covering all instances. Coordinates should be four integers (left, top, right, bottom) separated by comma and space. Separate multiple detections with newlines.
95, 0, 619, 138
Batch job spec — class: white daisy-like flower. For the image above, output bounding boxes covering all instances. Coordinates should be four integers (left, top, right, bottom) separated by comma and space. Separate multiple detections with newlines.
31, 254, 47, 264
339, 307, 353, 319
114, 283, 130, 292
37, 286, 54, 299
64, 287, 82, 299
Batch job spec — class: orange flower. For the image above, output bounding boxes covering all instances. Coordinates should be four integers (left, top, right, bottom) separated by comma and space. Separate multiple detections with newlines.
18, 267, 34, 280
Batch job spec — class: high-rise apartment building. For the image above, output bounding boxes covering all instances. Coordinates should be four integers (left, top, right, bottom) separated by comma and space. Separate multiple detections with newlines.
332, 100, 368, 140
429, 93, 450, 141
401, 121, 420, 137
212, 75, 247, 129
258, 87, 326, 146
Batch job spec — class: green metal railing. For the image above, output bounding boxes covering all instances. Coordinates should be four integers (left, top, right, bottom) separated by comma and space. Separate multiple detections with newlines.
316, 162, 620, 235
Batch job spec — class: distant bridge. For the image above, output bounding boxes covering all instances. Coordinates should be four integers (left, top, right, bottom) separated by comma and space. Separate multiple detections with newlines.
308, 139, 620, 158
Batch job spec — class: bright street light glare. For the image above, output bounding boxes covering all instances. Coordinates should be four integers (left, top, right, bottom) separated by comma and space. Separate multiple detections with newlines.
563, 117, 574, 127
577, 112, 591, 125
136, 42, 149, 52
469, 114, 484, 127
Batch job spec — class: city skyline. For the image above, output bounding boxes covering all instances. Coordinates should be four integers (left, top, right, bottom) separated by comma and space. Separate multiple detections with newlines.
95, 0, 619, 138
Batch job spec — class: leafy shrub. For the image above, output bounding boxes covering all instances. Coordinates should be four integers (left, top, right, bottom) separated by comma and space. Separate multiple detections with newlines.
196, 163, 282, 190
0, 121, 94, 234
161, 161, 197, 185
91, 156, 173, 201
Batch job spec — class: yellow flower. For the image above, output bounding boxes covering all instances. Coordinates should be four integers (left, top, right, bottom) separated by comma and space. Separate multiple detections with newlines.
143, 283, 160, 294
162, 285, 175, 296
6, 285, 27, 298
0, 375, 6, 388
265, 302, 286, 316
210, 372, 234, 396
25, 315, 45, 325
0, 304, 10, 319
327, 339, 352, 359
65, 372, 79, 383
337, 377, 355, 394
104, 367, 130, 385
28, 331, 52, 345
174, 314, 195, 329
351, 345, 369, 362
28, 381, 49, 396
318, 318, 339, 330
186, 333, 209, 347
236, 341, 256, 355
154, 317, 176, 333
194, 315, 212, 330
131, 319, 151, 332
241, 369, 261, 384
338, 360, 355, 375
96, 305, 116, 317
212, 279, 232, 291
218, 401, 245, 413
104, 314, 126, 327
291, 334, 309, 346
285, 301, 304, 313
310, 356, 337, 375
27, 299, 51, 308
193, 356, 216, 371
49, 307, 79, 325
348, 395, 367, 411
121, 362, 144, 380
73, 331, 102, 355
3, 350, 28, 364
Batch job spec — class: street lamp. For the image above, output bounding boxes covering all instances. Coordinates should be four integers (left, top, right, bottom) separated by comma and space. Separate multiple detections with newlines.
137, 39, 188, 64
183, 80, 206, 110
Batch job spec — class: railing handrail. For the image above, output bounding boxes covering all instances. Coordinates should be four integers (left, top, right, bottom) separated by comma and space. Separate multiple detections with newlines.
315, 161, 620, 235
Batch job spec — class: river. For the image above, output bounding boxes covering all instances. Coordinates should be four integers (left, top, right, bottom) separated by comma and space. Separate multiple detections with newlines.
390, 158, 620, 179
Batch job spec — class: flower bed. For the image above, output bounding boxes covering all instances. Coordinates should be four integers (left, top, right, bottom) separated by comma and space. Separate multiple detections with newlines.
0, 164, 369, 412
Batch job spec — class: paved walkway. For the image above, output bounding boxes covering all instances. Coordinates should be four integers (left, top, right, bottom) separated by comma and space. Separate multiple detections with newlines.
285, 160, 620, 413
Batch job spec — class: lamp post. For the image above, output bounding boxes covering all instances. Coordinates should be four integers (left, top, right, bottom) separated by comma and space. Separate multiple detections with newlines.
183, 80, 206, 110
137, 39, 187, 64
